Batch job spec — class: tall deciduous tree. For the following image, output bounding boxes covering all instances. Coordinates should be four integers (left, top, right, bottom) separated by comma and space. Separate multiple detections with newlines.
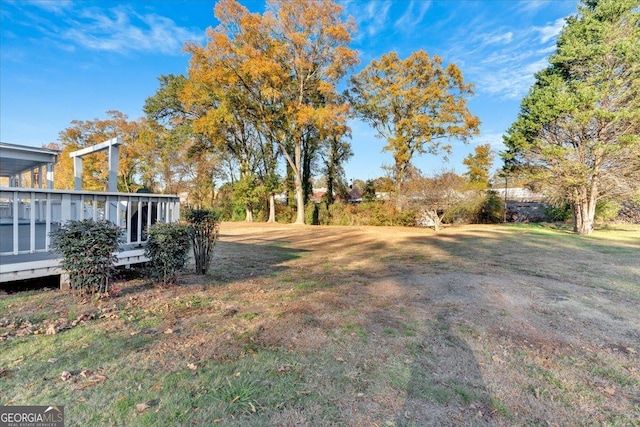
347, 50, 480, 189
503, 0, 640, 235
56, 111, 149, 192
322, 133, 352, 205
184, 0, 357, 224
463, 143, 493, 189
144, 74, 224, 207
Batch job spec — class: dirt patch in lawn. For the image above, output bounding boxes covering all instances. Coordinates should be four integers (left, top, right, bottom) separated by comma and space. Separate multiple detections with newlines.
1, 222, 638, 426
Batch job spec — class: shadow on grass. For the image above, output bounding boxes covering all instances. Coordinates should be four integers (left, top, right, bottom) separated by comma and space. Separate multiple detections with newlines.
73, 226, 640, 423
397, 311, 494, 426
207, 239, 308, 285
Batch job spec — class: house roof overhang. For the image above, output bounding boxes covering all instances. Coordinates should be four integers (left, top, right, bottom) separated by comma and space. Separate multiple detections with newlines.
0, 142, 60, 178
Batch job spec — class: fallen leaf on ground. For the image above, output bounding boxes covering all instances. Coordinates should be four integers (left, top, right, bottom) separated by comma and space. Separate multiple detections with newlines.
61, 371, 71, 381
187, 363, 197, 370
136, 403, 150, 412
93, 374, 107, 382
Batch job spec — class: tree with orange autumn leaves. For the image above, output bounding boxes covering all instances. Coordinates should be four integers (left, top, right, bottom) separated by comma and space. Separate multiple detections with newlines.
55, 111, 147, 192
347, 51, 480, 192
52, 0, 481, 225
55, 110, 209, 202
183, 0, 358, 224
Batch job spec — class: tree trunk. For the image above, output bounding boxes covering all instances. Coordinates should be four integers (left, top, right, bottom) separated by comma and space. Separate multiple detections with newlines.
424, 209, 441, 232
267, 193, 276, 223
293, 139, 305, 224
325, 139, 336, 204
573, 200, 596, 236
302, 140, 314, 206
573, 196, 596, 235
295, 178, 305, 224
245, 206, 254, 223
326, 171, 335, 204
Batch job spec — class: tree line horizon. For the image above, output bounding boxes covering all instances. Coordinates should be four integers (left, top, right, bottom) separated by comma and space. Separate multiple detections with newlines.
45, 0, 638, 235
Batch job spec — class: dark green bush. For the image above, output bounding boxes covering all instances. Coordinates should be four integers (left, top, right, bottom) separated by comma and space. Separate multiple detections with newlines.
476, 190, 504, 224
185, 209, 221, 275
305, 202, 320, 225
544, 203, 572, 222
144, 222, 191, 284
50, 219, 122, 294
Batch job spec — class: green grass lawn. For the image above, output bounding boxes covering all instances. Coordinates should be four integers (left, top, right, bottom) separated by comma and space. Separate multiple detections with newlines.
1, 223, 639, 426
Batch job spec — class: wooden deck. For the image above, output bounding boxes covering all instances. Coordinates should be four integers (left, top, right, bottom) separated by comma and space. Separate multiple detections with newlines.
0, 187, 180, 284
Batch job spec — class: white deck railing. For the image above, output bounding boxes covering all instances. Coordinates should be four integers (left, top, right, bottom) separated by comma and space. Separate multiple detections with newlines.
0, 187, 180, 256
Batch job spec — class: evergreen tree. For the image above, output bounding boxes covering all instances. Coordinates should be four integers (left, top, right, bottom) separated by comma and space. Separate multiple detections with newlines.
503, 0, 640, 235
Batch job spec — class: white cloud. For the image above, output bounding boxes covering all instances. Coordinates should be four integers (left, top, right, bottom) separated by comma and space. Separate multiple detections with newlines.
475, 67, 534, 99
364, 0, 392, 37
524, 57, 549, 74
535, 17, 566, 43
11, 3, 204, 56
536, 44, 557, 55
519, 0, 550, 13
25, 0, 73, 14
442, 7, 572, 101
482, 31, 513, 46
471, 132, 507, 150
344, 0, 392, 39
394, 0, 432, 32
60, 6, 204, 55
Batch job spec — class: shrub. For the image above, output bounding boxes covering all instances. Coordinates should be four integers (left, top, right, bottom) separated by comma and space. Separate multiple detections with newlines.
145, 222, 191, 284
317, 202, 330, 225
544, 203, 572, 222
50, 219, 122, 294
231, 203, 247, 221
477, 190, 504, 224
320, 201, 416, 227
328, 202, 352, 225
305, 202, 320, 225
595, 200, 621, 222
185, 209, 221, 275
274, 202, 295, 223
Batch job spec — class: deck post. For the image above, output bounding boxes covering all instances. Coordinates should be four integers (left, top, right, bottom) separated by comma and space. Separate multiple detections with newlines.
46, 163, 54, 189
29, 192, 36, 253
45, 193, 52, 251
12, 192, 19, 255
73, 156, 83, 191
108, 139, 120, 192
59, 273, 70, 290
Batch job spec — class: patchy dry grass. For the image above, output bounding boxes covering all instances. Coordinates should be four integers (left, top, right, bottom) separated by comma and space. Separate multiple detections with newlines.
1, 222, 639, 426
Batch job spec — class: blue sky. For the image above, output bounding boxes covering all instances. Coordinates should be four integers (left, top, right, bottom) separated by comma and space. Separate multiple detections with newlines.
1, 0, 579, 182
